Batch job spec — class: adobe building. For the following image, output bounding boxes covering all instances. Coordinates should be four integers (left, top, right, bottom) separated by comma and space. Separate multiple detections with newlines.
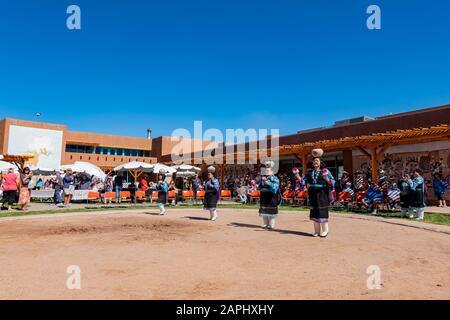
1, 104, 449, 203
0, 118, 157, 171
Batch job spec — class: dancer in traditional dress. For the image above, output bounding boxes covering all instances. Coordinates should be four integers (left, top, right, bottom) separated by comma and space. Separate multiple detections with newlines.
204, 166, 220, 221
407, 169, 426, 220
156, 170, 168, 215
258, 161, 280, 230
398, 175, 411, 218
304, 149, 335, 237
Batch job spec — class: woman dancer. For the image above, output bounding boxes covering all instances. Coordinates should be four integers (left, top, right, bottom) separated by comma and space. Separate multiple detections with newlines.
204, 166, 220, 221
156, 170, 168, 215
258, 161, 280, 230
407, 168, 426, 220
304, 149, 335, 237
18, 167, 33, 210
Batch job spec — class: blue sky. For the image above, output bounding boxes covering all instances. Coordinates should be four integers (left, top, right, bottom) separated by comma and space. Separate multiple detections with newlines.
0, 0, 449, 140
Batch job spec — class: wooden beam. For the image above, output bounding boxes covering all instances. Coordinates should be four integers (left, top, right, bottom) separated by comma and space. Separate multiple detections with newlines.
219, 164, 225, 190
357, 146, 371, 158
371, 147, 379, 183
302, 154, 308, 175
376, 144, 391, 160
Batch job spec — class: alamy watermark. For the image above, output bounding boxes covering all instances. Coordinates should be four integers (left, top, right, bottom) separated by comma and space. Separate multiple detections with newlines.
170, 121, 280, 173
66, 5, 81, 30
366, 265, 382, 290
367, 5, 381, 30
66, 265, 81, 290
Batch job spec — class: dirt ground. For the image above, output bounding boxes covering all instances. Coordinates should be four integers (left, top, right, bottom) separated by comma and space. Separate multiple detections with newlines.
0, 208, 449, 300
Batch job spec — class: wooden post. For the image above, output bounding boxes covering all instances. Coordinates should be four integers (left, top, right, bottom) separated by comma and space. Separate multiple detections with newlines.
371, 147, 379, 183
219, 164, 225, 190
302, 154, 308, 175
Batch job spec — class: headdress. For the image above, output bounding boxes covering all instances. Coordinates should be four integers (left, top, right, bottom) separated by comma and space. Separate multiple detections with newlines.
311, 148, 324, 158
207, 166, 216, 174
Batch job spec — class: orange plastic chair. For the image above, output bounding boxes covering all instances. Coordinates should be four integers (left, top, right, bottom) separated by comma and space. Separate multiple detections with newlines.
248, 190, 260, 203
282, 190, 295, 203
296, 190, 308, 205
87, 191, 100, 202
151, 191, 159, 202
104, 191, 115, 202
120, 191, 131, 201
221, 189, 232, 201
135, 191, 146, 201
338, 191, 352, 204
354, 191, 366, 206
196, 190, 205, 201
182, 190, 193, 201
167, 191, 176, 202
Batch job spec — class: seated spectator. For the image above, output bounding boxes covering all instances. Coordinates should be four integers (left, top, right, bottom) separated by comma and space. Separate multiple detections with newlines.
387, 182, 401, 210
36, 177, 44, 190
236, 184, 248, 204
342, 182, 355, 197
362, 181, 383, 215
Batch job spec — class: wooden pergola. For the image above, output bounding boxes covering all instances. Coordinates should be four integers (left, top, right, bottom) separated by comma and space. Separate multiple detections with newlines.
279, 124, 450, 183
164, 124, 450, 186
1, 154, 36, 173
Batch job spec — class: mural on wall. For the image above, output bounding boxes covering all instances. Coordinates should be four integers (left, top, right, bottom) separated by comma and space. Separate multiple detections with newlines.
353, 148, 450, 200
7, 125, 63, 169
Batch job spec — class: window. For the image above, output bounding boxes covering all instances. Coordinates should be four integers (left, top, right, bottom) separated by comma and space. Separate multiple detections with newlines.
67, 144, 150, 157
65, 144, 94, 154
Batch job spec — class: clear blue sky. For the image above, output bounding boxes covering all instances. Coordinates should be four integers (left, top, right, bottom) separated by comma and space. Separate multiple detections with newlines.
1, 0, 449, 140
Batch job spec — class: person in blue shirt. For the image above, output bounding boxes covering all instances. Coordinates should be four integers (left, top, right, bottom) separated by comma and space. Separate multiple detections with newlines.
433, 172, 447, 208
407, 169, 426, 220
204, 166, 220, 221
257, 160, 280, 230
362, 181, 383, 215
156, 170, 168, 215
63, 169, 75, 208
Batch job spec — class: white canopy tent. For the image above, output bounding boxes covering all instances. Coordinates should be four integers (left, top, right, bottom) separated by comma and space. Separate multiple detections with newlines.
0, 160, 16, 172
172, 164, 201, 172
113, 161, 155, 182
172, 164, 201, 177
113, 161, 154, 172
60, 161, 106, 180
31, 167, 58, 176
175, 170, 197, 177
152, 163, 176, 175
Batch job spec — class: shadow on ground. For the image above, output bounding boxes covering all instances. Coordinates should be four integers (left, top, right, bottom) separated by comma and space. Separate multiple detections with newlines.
228, 222, 313, 237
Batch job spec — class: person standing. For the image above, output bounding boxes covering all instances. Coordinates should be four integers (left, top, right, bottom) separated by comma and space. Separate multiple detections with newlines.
156, 170, 168, 215
1, 168, 18, 211
398, 175, 411, 218
52, 171, 64, 206
191, 173, 202, 204
407, 169, 426, 220
433, 173, 447, 207
204, 166, 220, 221
114, 174, 124, 204
139, 175, 149, 200
104, 174, 114, 192
258, 161, 280, 230
304, 149, 335, 237
18, 167, 33, 210
63, 169, 75, 207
